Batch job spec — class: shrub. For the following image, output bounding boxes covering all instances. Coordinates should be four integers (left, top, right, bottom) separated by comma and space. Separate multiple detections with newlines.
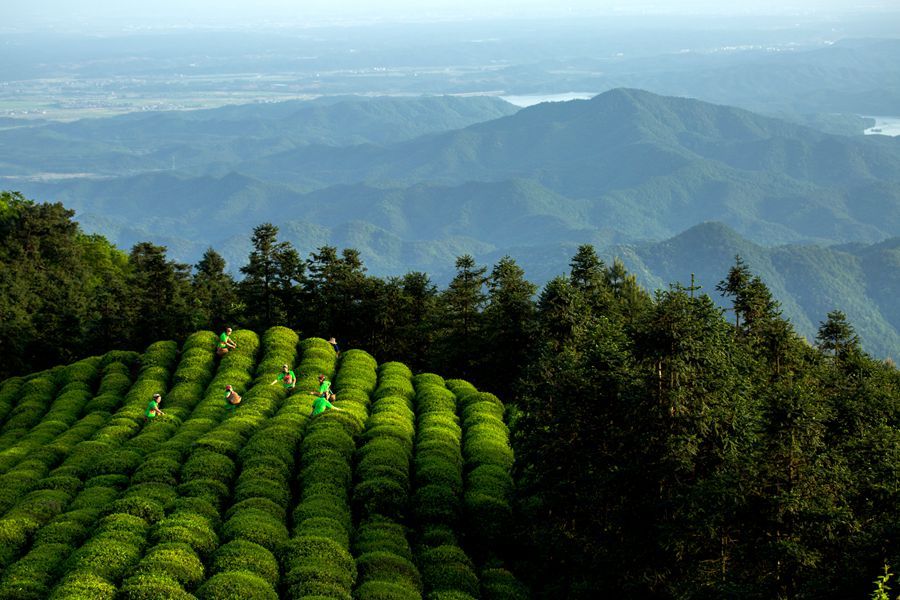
169, 497, 221, 528
287, 579, 352, 600
463, 492, 512, 541
302, 428, 356, 460
192, 430, 246, 459
86, 448, 143, 477
461, 402, 505, 424
414, 445, 463, 473
444, 379, 477, 401
293, 517, 351, 549
356, 551, 422, 590
210, 540, 280, 588
426, 591, 477, 600
110, 495, 167, 522
49, 572, 117, 600
197, 571, 278, 600
379, 362, 413, 380
233, 478, 290, 507
418, 525, 457, 548
134, 542, 205, 587
131, 455, 181, 486
152, 513, 218, 558
84, 392, 124, 413
363, 421, 416, 444
462, 439, 514, 471
95, 512, 147, 537
418, 546, 479, 598
177, 478, 229, 506
292, 497, 352, 536
282, 535, 355, 573
78, 472, 129, 490
353, 477, 409, 520
221, 509, 289, 551
417, 415, 461, 438
68, 484, 119, 508
33, 520, 88, 546
37, 474, 81, 495
226, 497, 286, 522
182, 450, 236, 483
300, 452, 354, 487
354, 519, 415, 561
413, 485, 460, 526
0, 542, 71, 600
480, 568, 529, 600
0, 518, 34, 565
118, 573, 198, 600
355, 580, 423, 600
99, 350, 140, 369
64, 536, 144, 581
125, 482, 178, 505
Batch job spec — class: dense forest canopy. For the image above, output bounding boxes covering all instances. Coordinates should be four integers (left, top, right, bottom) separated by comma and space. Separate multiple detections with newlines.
2, 191, 900, 598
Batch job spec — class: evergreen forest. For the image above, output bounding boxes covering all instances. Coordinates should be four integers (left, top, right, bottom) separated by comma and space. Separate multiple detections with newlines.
1, 190, 900, 599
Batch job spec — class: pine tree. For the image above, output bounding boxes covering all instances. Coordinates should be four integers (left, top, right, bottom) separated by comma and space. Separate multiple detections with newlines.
432, 254, 487, 377
192, 248, 239, 332
816, 310, 861, 359
239, 223, 301, 329
302, 245, 367, 339
482, 256, 537, 396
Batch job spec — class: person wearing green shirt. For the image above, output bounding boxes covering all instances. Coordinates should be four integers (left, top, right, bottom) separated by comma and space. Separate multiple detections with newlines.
308, 374, 335, 402
224, 385, 241, 415
217, 327, 237, 357
311, 395, 342, 416
270, 365, 296, 389
144, 393, 165, 421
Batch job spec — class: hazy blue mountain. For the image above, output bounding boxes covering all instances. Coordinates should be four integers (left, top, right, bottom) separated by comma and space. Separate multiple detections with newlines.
612, 222, 900, 360
0, 95, 518, 178
507, 39, 900, 119
5, 90, 898, 355
238, 88, 900, 243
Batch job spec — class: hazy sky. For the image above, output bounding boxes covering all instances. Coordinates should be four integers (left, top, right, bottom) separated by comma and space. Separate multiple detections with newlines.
4, 0, 896, 31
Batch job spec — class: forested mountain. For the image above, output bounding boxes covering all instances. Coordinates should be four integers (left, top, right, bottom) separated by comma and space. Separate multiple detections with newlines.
2, 196, 899, 599
4, 89, 899, 355
235, 88, 900, 244
615, 222, 900, 359
0, 95, 518, 178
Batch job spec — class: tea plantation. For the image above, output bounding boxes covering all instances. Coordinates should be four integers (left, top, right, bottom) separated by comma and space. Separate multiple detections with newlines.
0, 327, 527, 600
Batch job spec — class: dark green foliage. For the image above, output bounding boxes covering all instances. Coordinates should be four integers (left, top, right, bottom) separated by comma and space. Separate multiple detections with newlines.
181, 449, 236, 483
413, 484, 460, 526
225, 497, 286, 522
49, 572, 117, 600
354, 520, 416, 563
357, 551, 422, 590
151, 512, 218, 558
294, 517, 351, 550
210, 540, 280, 588
480, 569, 529, 600
131, 542, 206, 587
196, 571, 278, 600
355, 580, 423, 600
221, 509, 289, 551
0, 542, 72, 600
118, 574, 199, 600
240, 224, 303, 331
354, 477, 409, 520
418, 545, 480, 598
283, 536, 357, 600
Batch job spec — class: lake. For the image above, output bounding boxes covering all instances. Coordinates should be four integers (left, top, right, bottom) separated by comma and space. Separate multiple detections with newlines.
863, 116, 900, 137
500, 92, 597, 107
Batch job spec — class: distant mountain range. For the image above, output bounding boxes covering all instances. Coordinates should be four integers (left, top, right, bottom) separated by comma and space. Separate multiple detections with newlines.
2, 89, 898, 356
0, 95, 518, 178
